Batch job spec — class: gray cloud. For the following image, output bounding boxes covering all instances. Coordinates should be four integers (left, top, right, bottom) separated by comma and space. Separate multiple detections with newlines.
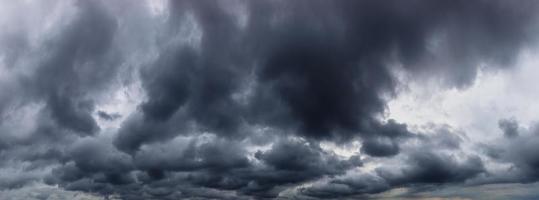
1, 0, 539, 199
29, 0, 120, 136
477, 121, 539, 184
499, 118, 519, 138
97, 111, 121, 121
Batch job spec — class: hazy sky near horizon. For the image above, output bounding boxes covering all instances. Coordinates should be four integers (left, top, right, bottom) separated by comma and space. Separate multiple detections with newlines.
2, 0, 539, 199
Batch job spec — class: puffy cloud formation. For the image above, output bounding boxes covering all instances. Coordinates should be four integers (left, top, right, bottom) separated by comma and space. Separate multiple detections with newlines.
1, 0, 539, 199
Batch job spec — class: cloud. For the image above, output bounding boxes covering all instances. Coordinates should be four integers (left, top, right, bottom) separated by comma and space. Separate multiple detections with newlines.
379, 151, 485, 185
45, 135, 363, 199
97, 111, 121, 121
299, 174, 390, 199
477, 121, 539, 184
498, 118, 519, 138
299, 126, 483, 199
0, 0, 539, 199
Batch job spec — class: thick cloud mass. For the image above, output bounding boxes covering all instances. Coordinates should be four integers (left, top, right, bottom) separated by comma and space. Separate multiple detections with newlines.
1, 0, 539, 199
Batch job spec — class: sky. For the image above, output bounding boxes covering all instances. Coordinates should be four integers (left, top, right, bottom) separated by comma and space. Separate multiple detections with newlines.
1, 0, 539, 199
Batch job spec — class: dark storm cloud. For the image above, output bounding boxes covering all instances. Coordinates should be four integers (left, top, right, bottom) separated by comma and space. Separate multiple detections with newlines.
300, 121, 539, 199
360, 137, 400, 157
359, 120, 412, 157
299, 151, 486, 199
1, 0, 539, 199
299, 174, 390, 199
97, 111, 121, 121
139, 47, 196, 122
21, 0, 119, 136
298, 125, 478, 199
114, 111, 190, 153
499, 118, 519, 138
114, 6, 250, 151
248, 139, 361, 195
255, 139, 361, 174
113, 0, 539, 155
0, 0, 127, 194
136, 138, 359, 198
133, 137, 250, 172
379, 151, 485, 185
47, 136, 361, 199
139, 138, 362, 199
476, 121, 539, 184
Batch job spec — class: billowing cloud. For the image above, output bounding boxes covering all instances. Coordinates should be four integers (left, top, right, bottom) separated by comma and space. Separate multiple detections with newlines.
1, 0, 539, 199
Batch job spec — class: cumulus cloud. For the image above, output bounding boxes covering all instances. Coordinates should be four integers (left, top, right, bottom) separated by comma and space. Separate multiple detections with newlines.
1, 0, 539, 199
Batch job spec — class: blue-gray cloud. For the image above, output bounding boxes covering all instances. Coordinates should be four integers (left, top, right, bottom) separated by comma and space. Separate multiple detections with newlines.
1, 0, 539, 199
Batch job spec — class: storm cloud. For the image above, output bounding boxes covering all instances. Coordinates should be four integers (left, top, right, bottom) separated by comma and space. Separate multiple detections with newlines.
1, 0, 539, 199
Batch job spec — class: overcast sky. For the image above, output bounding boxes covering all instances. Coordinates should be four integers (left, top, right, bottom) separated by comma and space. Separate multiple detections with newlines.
1, 0, 539, 199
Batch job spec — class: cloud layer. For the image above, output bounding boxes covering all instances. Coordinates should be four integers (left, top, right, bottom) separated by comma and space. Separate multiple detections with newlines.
1, 0, 539, 199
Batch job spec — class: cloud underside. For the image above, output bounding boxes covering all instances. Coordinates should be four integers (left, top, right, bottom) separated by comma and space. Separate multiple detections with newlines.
1, 0, 539, 199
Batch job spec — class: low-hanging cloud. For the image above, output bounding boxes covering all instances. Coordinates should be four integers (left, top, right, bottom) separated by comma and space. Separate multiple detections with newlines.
1, 0, 539, 199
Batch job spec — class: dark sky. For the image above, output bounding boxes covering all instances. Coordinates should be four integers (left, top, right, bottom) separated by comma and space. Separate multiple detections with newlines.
1, 0, 539, 199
